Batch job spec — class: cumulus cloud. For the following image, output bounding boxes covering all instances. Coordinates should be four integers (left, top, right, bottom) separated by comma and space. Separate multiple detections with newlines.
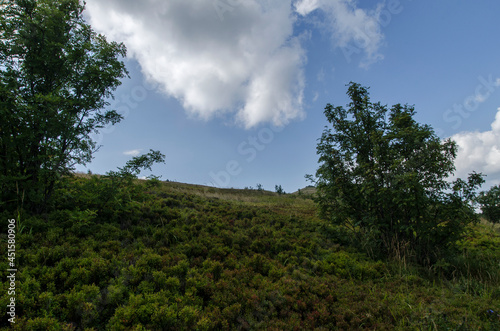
85, 0, 385, 128
123, 149, 142, 157
451, 108, 500, 188
295, 0, 386, 67
295, 0, 320, 16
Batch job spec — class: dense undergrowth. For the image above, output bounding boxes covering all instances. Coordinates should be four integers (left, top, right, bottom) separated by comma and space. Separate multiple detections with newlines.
1, 175, 499, 330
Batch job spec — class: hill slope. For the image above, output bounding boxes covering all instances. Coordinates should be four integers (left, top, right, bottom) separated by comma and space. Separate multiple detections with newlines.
1, 176, 499, 330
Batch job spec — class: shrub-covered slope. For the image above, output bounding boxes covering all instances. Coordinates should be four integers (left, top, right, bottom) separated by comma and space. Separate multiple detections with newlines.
1, 176, 499, 330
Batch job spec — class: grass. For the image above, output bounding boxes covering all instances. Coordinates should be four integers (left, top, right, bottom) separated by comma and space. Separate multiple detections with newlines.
0, 175, 499, 330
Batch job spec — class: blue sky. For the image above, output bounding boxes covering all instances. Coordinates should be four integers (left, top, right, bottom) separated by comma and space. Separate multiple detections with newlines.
79, 0, 500, 193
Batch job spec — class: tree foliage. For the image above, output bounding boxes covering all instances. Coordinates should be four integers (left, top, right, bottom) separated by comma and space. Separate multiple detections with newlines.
275, 184, 285, 195
0, 0, 128, 211
311, 82, 484, 264
477, 185, 500, 224
110, 150, 166, 179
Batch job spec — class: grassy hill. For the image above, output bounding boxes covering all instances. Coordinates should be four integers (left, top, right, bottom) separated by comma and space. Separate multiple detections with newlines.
1, 175, 499, 330
291, 186, 316, 196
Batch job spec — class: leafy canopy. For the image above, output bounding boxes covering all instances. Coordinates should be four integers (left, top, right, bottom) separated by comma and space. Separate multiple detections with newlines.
477, 185, 500, 224
0, 0, 129, 211
311, 82, 484, 264
106, 149, 166, 180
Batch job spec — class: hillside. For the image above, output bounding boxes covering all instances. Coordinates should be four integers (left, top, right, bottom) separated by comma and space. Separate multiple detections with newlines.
1, 175, 499, 330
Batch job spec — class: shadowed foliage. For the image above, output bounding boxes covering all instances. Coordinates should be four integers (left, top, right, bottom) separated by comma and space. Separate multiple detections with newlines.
0, 0, 128, 212
1, 176, 499, 330
310, 82, 484, 265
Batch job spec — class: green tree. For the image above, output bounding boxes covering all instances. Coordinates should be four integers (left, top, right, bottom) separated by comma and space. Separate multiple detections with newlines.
0, 0, 128, 211
477, 185, 500, 224
275, 184, 285, 195
310, 82, 484, 264
106, 149, 166, 180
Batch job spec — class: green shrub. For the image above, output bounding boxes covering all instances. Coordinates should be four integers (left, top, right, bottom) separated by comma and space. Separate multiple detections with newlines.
3, 173, 498, 330
24, 317, 67, 331
64, 284, 101, 328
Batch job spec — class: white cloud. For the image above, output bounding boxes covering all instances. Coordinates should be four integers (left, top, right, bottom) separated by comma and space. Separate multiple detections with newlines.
294, 0, 320, 16
123, 149, 142, 157
295, 0, 385, 67
85, 0, 306, 128
84, 0, 386, 128
451, 108, 500, 189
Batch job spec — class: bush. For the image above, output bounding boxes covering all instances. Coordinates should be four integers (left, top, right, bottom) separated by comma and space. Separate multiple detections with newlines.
3, 172, 498, 330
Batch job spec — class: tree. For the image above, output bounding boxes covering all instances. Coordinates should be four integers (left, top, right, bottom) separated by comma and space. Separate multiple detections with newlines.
477, 185, 500, 224
310, 82, 484, 264
0, 0, 129, 211
107, 149, 166, 180
275, 184, 285, 195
